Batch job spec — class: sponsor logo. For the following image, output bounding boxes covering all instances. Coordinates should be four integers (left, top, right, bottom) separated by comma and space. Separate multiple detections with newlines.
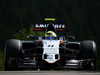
34, 24, 66, 28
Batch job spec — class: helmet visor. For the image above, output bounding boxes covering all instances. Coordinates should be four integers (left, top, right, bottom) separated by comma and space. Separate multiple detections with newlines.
46, 36, 55, 40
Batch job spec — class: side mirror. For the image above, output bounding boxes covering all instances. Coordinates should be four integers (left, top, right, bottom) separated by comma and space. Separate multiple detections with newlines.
27, 35, 34, 39
68, 36, 75, 40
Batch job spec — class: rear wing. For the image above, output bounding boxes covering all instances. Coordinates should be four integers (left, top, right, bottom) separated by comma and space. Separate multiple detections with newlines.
33, 24, 67, 32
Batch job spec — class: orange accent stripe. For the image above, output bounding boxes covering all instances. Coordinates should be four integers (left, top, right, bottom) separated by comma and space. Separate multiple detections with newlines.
34, 28, 46, 31
37, 41, 42, 43
57, 29, 67, 31
60, 41, 64, 44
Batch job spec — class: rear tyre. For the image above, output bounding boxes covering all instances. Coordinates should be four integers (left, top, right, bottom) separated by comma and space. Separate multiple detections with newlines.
4, 39, 22, 71
80, 41, 97, 71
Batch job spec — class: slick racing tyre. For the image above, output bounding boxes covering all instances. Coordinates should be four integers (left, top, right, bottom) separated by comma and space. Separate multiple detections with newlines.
80, 41, 97, 70
4, 39, 22, 71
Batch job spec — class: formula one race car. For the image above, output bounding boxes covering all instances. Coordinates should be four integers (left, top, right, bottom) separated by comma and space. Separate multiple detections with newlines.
4, 18, 97, 71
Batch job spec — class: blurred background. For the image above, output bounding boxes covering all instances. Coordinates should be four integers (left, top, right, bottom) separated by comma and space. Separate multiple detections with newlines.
0, 0, 100, 70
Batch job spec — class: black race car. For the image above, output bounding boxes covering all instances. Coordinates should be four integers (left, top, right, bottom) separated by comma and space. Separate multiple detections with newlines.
4, 18, 97, 71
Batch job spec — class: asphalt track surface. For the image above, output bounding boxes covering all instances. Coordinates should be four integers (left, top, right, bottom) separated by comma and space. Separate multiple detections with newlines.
0, 71, 100, 75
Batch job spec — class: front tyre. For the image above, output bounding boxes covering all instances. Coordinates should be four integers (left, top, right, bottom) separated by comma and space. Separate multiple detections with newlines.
80, 41, 97, 71
4, 39, 22, 71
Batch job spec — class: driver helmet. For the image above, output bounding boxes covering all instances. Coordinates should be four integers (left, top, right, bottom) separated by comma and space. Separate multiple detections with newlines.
45, 31, 56, 40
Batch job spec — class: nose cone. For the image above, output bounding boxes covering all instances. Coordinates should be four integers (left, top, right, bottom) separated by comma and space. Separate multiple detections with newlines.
43, 54, 60, 64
